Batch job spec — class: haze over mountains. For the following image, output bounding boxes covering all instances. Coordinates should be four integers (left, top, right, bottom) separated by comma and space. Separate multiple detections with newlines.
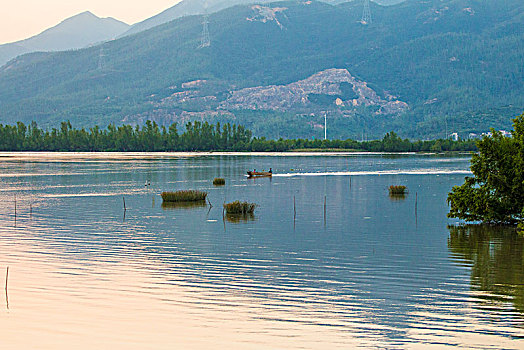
0, 12, 129, 67
123, 0, 405, 37
0, 0, 522, 139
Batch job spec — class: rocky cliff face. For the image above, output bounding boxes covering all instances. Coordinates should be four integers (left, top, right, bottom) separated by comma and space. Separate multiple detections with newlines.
219, 68, 408, 115
123, 68, 409, 125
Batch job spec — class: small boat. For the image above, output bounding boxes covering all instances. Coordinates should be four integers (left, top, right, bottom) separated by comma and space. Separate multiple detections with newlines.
247, 171, 272, 178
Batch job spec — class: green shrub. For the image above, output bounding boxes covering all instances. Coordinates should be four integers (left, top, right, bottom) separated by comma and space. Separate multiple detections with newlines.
448, 114, 524, 224
213, 178, 226, 186
389, 185, 407, 195
161, 190, 208, 202
224, 201, 257, 214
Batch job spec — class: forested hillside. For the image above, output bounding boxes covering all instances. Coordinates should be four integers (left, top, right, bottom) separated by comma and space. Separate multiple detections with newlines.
0, 0, 522, 139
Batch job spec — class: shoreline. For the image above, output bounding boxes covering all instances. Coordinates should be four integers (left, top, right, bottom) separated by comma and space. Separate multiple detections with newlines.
0, 151, 474, 160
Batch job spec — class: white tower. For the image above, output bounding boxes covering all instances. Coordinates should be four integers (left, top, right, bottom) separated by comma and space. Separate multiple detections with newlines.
361, 0, 372, 25
199, 3, 211, 48
98, 46, 106, 70
324, 113, 327, 140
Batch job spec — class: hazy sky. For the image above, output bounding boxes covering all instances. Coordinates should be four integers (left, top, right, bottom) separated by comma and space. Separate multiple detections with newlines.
0, 0, 182, 44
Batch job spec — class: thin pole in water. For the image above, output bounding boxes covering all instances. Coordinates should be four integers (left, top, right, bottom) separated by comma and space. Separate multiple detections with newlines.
14, 195, 17, 218
293, 196, 296, 230
415, 192, 418, 212
415, 192, 418, 221
222, 201, 226, 232
5, 267, 8, 310
123, 196, 127, 222
324, 196, 327, 225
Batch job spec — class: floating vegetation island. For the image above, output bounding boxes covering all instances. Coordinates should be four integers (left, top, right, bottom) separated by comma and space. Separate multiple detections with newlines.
224, 201, 257, 215
213, 178, 226, 186
389, 185, 407, 195
161, 190, 208, 202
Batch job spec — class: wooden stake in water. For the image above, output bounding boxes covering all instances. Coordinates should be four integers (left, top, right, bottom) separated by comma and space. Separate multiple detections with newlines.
415, 192, 419, 227
293, 196, 296, 230
123, 196, 127, 222
350, 176, 352, 189
5, 266, 8, 310
324, 196, 327, 225
14, 195, 17, 217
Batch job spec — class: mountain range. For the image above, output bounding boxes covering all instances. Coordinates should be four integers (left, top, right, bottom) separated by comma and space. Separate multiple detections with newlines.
122, 0, 406, 37
0, 11, 129, 67
0, 0, 522, 139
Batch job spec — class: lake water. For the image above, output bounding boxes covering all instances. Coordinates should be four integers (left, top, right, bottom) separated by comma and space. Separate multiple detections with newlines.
0, 152, 522, 349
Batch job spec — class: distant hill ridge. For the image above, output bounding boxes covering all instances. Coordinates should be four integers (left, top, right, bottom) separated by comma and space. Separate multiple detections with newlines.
122, 0, 407, 37
0, 11, 129, 67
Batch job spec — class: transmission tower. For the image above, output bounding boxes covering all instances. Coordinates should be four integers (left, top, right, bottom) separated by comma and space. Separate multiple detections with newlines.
199, 14, 211, 48
98, 46, 106, 70
361, 0, 372, 25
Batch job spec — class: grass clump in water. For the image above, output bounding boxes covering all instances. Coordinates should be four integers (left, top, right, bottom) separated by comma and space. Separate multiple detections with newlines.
224, 201, 257, 214
389, 185, 407, 195
161, 190, 208, 202
213, 178, 226, 186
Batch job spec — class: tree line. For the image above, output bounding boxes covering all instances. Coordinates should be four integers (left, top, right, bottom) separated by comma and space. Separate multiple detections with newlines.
0, 121, 477, 152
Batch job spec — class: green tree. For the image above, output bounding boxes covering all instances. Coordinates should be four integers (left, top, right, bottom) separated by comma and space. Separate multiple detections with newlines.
447, 114, 524, 224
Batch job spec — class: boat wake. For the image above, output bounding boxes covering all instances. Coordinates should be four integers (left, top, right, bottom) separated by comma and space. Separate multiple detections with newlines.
274, 169, 472, 177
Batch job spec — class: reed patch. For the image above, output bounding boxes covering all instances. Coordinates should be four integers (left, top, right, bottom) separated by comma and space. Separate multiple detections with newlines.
223, 201, 257, 214
213, 178, 226, 186
389, 185, 407, 195
161, 190, 208, 202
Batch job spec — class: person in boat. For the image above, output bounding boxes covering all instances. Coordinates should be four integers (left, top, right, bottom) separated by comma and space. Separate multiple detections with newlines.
269, 168, 272, 174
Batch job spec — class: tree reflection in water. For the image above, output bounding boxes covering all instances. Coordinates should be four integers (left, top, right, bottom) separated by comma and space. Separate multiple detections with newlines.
448, 225, 524, 314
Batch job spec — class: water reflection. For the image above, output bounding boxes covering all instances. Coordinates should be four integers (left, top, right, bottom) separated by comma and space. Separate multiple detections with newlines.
225, 213, 256, 223
161, 201, 208, 210
448, 225, 524, 314
3, 153, 524, 349
388, 193, 407, 201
